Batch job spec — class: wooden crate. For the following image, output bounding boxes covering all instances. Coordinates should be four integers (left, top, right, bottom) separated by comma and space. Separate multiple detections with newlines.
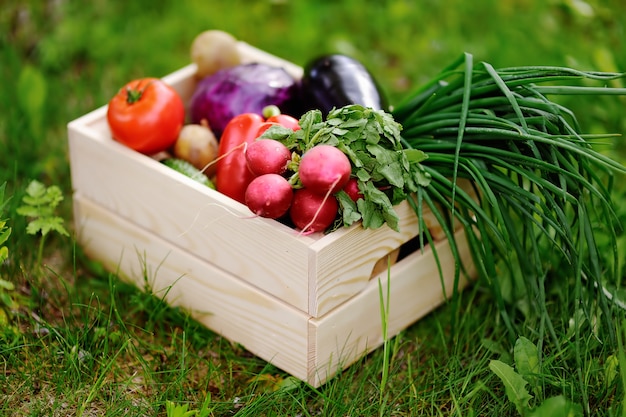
68, 41, 475, 387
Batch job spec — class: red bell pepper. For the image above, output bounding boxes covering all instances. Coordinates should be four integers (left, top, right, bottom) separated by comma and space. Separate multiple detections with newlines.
266, 113, 300, 131
215, 112, 300, 204
216, 113, 264, 203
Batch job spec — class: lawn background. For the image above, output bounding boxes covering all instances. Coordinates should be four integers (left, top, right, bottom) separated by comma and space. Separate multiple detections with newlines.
1, 0, 625, 416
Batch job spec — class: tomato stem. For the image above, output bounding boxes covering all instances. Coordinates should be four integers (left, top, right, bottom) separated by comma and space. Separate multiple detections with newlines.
125, 80, 154, 104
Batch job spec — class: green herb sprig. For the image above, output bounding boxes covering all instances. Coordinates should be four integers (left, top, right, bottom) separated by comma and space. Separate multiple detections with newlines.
393, 53, 626, 339
17, 180, 69, 266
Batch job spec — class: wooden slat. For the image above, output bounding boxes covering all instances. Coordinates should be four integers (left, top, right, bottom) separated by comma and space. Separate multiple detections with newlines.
74, 194, 311, 380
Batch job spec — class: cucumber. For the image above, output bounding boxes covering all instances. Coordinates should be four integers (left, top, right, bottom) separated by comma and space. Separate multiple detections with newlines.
162, 158, 215, 189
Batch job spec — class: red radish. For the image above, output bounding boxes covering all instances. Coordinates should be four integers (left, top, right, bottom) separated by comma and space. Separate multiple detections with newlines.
343, 178, 364, 202
245, 139, 292, 176
298, 145, 351, 195
245, 174, 293, 219
289, 188, 339, 233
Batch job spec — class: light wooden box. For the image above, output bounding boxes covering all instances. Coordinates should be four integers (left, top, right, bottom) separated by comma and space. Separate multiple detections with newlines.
68, 41, 475, 387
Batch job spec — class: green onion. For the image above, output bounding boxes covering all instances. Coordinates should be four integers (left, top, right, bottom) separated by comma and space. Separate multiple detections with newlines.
393, 53, 626, 341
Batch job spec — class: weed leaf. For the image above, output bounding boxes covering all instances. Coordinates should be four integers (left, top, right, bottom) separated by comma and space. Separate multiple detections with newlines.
196, 394, 213, 417
604, 354, 618, 388
0, 225, 10, 256
165, 401, 195, 417
16, 205, 42, 218
26, 216, 69, 237
514, 337, 541, 387
489, 359, 533, 414
0, 246, 8, 264
0, 278, 15, 291
527, 395, 582, 417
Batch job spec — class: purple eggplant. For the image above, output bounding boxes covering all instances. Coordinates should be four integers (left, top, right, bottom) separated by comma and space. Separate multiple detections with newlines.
300, 54, 388, 116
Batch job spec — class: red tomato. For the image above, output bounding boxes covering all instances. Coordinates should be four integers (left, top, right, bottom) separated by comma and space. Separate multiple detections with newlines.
107, 78, 185, 154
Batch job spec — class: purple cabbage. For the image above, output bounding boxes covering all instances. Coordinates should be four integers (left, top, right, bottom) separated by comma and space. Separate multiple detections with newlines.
189, 63, 301, 138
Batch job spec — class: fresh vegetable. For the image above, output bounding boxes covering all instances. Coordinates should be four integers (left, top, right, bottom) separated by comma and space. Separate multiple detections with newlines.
217, 109, 303, 204
300, 54, 388, 116
189, 63, 300, 137
260, 104, 429, 232
215, 113, 264, 204
263, 105, 301, 131
298, 145, 351, 194
173, 121, 219, 177
190, 30, 241, 79
245, 139, 291, 176
289, 188, 339, 233
244, 174, 293, 219
107, 77, 185, 154
342, 178, 363, 202
162, 158, 214, 189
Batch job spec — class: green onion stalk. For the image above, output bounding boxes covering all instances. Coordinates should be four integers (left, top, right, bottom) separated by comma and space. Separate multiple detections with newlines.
392, 53, 626, 344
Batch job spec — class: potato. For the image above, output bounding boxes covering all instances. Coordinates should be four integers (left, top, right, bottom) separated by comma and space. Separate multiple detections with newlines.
190, 30, 241, 78
173, 122, 219, 178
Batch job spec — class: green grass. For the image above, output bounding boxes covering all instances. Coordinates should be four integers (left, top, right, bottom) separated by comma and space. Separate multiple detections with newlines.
1, 0, 626, 416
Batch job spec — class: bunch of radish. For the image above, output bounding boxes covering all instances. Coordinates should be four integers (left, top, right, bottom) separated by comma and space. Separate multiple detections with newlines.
240, 103, 429, 235
244, 140, 353, 234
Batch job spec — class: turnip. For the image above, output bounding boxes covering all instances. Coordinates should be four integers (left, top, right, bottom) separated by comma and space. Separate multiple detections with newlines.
298, 145, 351, 195
245, 139, 291, 176
289, 188, 339, 233
244, 174, 293, 219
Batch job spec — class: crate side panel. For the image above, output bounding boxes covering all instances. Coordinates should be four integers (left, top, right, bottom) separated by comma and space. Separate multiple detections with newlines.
74, 194, 310, 380
68, 121, 312, 311
307, 227, 475, 387
309, 198, 447, 317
